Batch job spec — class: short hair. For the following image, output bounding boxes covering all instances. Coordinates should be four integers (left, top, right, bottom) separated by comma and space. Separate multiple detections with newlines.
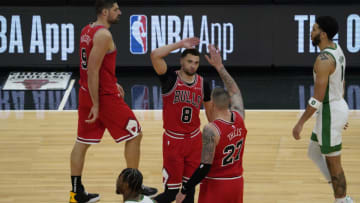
181, 49, 200, 58
117, 168, 143, 194
95, 0, 117, 15
211, 87, 230, 110
316, 16, 339, 40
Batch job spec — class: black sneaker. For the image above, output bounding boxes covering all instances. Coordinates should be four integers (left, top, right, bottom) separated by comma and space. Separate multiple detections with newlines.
141, 185, 158, 197
69, 191, 100, 203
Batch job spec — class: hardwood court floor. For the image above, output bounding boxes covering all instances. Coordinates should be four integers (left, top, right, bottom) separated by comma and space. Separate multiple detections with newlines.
0, 110, 359, 203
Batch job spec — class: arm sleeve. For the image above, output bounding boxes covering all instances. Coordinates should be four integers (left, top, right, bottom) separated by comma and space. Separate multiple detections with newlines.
203, 79, 211, 102
180, 163, 212, 195
158, 69, 177, 94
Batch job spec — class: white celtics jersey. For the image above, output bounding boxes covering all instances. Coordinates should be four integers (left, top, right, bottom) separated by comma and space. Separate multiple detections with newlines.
313, 43, 346, 103
125, 195, 155, 203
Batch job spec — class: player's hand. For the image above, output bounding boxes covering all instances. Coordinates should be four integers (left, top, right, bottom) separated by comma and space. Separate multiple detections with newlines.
85, 105, 99, 123
292, 123, 303, 140
205, 44, 223, 71
116, 83, 125, 98
344, 122, 349, 130
182, 37, 200, 49
175, 191, 186, 203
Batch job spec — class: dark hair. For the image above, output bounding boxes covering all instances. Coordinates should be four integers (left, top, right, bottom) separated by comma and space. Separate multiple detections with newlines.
118, 168, 143, 194
181, 49, 200, 58
95, 0, 117, 15
211, 87, 230, 110
316, 16, 339, 40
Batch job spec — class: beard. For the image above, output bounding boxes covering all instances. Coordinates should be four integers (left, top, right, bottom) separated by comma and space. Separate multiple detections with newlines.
183, 68, 196, 76
108, 16, 120, 24
312, 33, 321, 46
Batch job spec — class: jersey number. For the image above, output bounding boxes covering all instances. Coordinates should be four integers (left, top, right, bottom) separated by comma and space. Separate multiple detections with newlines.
181, 107, 192, 123
222, 139, 244, 166
81, 48, 87, 69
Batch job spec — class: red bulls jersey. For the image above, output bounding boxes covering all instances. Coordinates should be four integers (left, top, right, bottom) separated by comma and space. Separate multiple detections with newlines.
162, 72, 204, 134
79, 24, 118, 95
207, 111, 247, 178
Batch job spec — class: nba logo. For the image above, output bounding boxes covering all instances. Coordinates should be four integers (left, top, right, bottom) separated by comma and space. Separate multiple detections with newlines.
130, 15, 147, 54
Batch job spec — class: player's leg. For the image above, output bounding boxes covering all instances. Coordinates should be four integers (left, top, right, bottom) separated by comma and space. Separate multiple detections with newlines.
308, 138, 332, 183
310, 106, 332, 183
325, 155, 346, 198
101, 95, 142, 168
123, 131, 157, 196
182, 133, 202, 203
102, 95, 157, 196
70, 142, 90, 199
69, 90, 104, 203
70, 142, 100, 203
322, 101, 353, 203
124, 131, 142, 168
154, 134, 185, 202
71, 142, 91, 184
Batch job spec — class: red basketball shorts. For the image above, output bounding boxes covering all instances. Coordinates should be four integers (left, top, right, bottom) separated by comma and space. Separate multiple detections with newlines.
77, 88, 141, 144
199, 176, 243, 203
161, 129, 202, 190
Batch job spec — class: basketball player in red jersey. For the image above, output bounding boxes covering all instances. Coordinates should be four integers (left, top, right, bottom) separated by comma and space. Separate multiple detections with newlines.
70, 1, 156, 202
150, 38, 213, 203
176, 44, 247, 203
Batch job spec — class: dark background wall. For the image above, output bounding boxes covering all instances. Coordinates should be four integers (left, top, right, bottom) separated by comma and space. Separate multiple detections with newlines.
0, 0, 359, 6
0, 0, 359, 110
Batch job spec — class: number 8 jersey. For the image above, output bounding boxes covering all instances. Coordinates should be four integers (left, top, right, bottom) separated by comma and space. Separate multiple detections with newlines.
207, 111, 248, 178
162, 72, 204, 134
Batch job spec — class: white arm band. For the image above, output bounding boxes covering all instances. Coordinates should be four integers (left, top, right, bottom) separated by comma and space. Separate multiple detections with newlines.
308, 97, 322, 109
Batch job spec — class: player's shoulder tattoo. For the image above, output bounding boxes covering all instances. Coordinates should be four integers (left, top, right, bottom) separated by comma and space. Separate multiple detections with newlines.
318, 52, 330, 61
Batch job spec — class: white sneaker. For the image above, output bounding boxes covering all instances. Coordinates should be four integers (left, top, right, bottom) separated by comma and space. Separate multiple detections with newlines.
345, 196, 354, 203
335, 196, 355, 203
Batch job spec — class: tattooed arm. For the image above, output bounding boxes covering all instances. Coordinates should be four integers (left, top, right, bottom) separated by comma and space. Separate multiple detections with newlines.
217, 66, 245, 118
176, 124, 219, 202
205, 44, 245, 118
292, 52, 335, 140
200, 124, 219, 164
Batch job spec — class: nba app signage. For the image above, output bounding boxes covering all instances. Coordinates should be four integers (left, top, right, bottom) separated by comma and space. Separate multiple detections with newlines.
129, 15, 234, 60
0, 15, 74, 61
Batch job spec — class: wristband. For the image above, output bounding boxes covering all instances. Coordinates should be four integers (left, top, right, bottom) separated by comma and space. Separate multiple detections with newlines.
308, 97, 322, 109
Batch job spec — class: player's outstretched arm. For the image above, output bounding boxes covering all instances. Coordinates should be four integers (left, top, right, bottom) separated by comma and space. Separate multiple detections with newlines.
150, 37, 200, 75
205, 44, 245, 118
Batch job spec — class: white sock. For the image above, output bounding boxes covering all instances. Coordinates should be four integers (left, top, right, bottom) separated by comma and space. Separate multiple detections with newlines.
335, 197, 346, 203
307, 140, 332, 182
